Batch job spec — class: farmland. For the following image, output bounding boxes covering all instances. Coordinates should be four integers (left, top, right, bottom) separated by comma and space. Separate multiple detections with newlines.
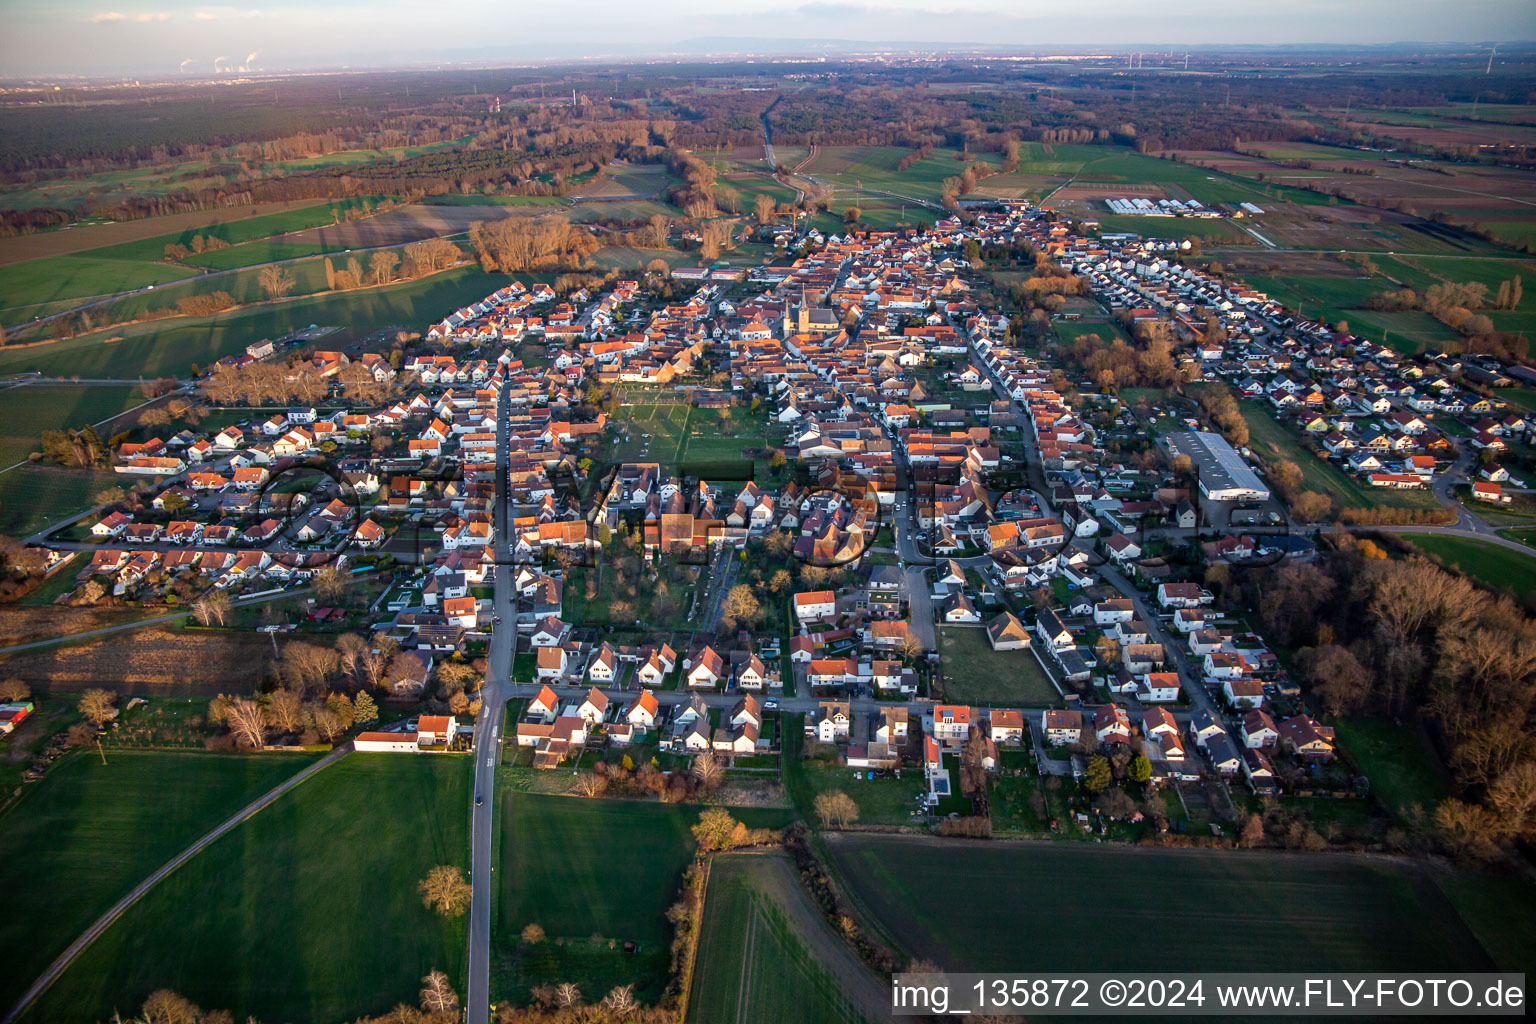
492, 794, 793, 1005
23, 754, 468, 1024
0, 466, 120, 537
0, 750, 316, 1014
0, 383, 143, 468
825, 835, 1499, 973
937, 626, 1060, 706
0, 627, 294, 695
687, 854, 880, 1024
0, 265, 508, 380
1399, 533, 1536, 599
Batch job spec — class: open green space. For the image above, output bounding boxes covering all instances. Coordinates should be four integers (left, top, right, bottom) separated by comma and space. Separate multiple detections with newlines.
493, 793, 794, 1005
826, 836, 1498, 973
0, 265, 508, 380
1094, 214, 1250, 243
0, 466, 120, 536
0, 256, 198, 318
801, 146, 1000, 204
0, 384, 142, 468
609, 402, 691, 469
1436, 872, 1536, 975
1399, 533, 1536, 598
0, 750, 316, 1014
1236, 399, 1441, 513
687, 855, 866, 1024
24, 754, 467, 1024
1332, 718, 1452, 822
937, 626, 1059, 706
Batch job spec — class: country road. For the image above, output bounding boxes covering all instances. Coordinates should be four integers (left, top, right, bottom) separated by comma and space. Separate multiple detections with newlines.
1, 744, 350, 1024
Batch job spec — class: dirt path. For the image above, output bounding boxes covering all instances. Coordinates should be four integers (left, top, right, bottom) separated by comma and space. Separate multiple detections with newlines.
730, 850, 896, 1024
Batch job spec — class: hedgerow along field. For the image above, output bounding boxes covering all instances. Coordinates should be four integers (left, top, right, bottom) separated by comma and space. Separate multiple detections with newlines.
0, 750, 317, 1015
824, 836, 1500, 974
492, 794, 794, 1006
22, 754, 469, 1024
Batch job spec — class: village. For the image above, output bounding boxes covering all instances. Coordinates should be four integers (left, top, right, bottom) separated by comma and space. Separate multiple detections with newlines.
25, 194, 1536, 832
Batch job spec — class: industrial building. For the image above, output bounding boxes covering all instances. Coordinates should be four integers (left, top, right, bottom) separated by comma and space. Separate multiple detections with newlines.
1165, 430, 1271, 502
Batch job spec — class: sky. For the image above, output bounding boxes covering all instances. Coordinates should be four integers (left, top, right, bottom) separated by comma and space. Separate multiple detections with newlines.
0, 0, 1532, 77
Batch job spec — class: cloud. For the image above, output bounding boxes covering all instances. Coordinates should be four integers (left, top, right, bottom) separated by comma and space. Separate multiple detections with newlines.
240, 9, 263, 16
194, 11, 217, 19
135, 12, 171, 21
179, 57, 197, 69
86, 11, 126, 22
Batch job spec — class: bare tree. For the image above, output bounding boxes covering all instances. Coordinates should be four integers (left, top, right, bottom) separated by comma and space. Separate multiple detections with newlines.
369, 250, 400, 286
78, 688, 118, 726
225, 697, 268, 749
554, 983, 582, 1009
814, 790, 859, 829
693, 750, 725, 789
0, 677, 30, 702
334, 632, 367, 681
418, 865, 472, 916
265, 687, 305, 734
258, 265, 295, 300
520, 922, 545, 944
418, 970, 459, 1016
313, 565, 348, 604
192, 590, 231, 627
602, 984, 639, 1017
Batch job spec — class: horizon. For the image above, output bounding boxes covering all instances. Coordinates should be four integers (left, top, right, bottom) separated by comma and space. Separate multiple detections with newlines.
1, 0, 1534, 77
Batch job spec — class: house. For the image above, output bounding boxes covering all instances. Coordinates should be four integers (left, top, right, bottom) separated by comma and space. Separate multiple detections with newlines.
729, 694, 763, 730
1242, 747, 1280, 794
576, 687, 610, 726
806, 701, 852, 743
624, 689, 660, 729
1157, 582, 1205, 609
1094, 598, 1135, 626
1472, 481, 1511, 504
686, 646, 725, 688
1137, 672, 1181, 703
536, 646, 569, 681
416, 715, 457, 747
586, 643, 618, 683
1142, 706, 1179, 739
1187, 708, 1225, 747
1034, 608, 1074, 652
1204, 733, 1243, 775
793, 589, 837, 622
875, 706, 909, 744
985, 611, 1032, 651
1242, 709, 1279, 749
1276, 715, 1336, 760
1094, 704, 1131, 745
931, 704, 973, 745
1042, 709, 1082, 746
528, 684, 561, 720
988, 709, 1025, 746
1223, 677, 1265, 709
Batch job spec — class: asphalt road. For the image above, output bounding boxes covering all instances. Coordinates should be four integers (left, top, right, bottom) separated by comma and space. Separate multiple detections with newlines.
0, 743, 352, 1024
465, 380, 513, 1024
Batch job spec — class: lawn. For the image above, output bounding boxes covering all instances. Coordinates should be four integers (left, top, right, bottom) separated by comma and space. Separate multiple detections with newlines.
0, 750, 316, 1015
937, 626, 1060, 706
825, 836, 1498, 973
1237, 399, 1442, 513
609, 402, 691, 470
1399, 534, 1536, 598
0, 265, 508, 380
785, 752, 929, 828
493, 793, 794, 1005
23, 754, 468, 1024
1332, 718, 1452, 823
687, 855, 868, 1024
0, 383, 142, 468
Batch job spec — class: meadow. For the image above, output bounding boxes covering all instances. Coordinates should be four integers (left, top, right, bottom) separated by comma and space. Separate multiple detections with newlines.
1399, 533, 1536, 599
937, 626, 1060, 706
0, 750, 316, 1014
23, 754, 468, 1024
825, 836, 1499, 974
0, 466, 121, 536
0, 383, 143, 468
493, 794, 793, 1005
1331, 719, 1452, 823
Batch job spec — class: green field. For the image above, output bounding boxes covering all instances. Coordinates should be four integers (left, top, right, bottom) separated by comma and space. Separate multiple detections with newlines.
937, 626, 1059, 706
1332, 719, 1451, 823
1399, 533, 1536, 598
0, 257, 198, 318
25, 754, 468, 1024
609, 402, 692, 469
0, 265, 508, 380
826, 836, 1499, 973
687, 855, 868, 1024
493, 793, 793, 1005
0, 465, 121, 536
1094, 214, 1250, 243
0, 383, 142, 468
1435, 873, 1536, 975
1237, 399, 1442, 513
0, 750, 316, 1014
